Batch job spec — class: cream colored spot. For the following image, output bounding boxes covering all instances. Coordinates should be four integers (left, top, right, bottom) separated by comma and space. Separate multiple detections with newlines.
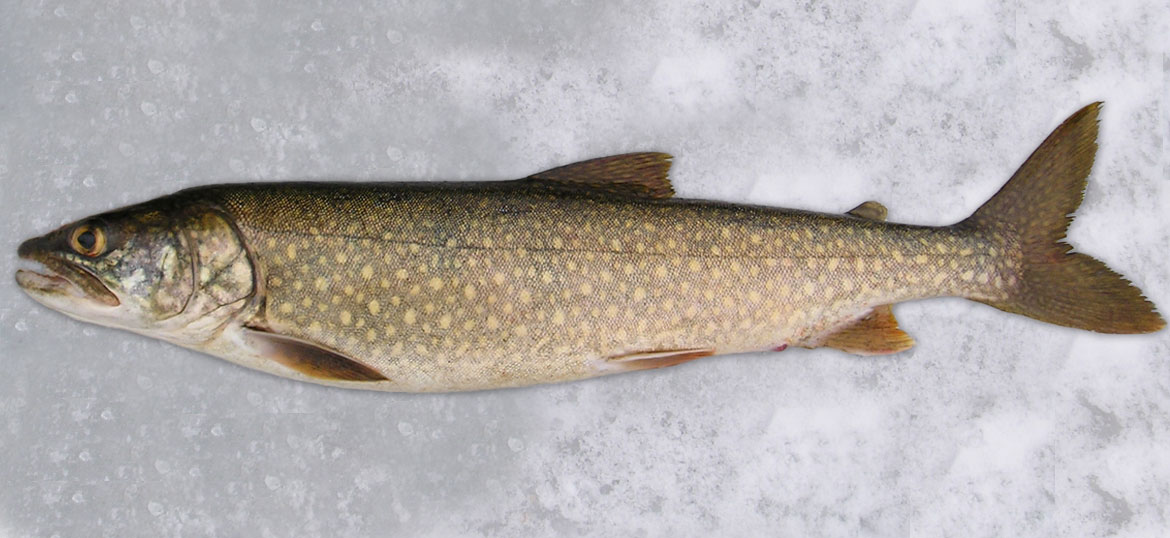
428, 277, 444, 291
286, 244, 297, 260
541, 271, 553, 284
827, 258, 840, 271
462, 319, 476, 330
340, 311, 352, 325
580, 282, 594, 295
395, 268, 408, 280
914, 254, 929, 265
314, 277, 328, 290
486, 315, 500, 330
688, 259, 701, 272
343, 285, 355, 296
464, 284, 477, 300
404, 309, 417, 325
655, 265, 668, 279
335, 252, 348, 264
514, 325, 528, 337
519, 289, 532, 304
439, 314, 452, 329
385, 324, 397, 337
309, 321, 322, 332
360, 265, 374, 279
368, 300, 381, 316
552, 310, 565, 325
279, 303, 293, 314
633, 287, 647, 301
492, 272, 506, 285
803, 282, 815, 295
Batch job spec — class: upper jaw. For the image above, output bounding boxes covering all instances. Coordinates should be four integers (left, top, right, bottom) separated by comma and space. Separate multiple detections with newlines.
16, 238, 120, 307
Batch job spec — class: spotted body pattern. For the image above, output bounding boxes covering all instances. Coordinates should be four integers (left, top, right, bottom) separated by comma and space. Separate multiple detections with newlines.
16, 104, 1164, 391
211, 183, 993, 390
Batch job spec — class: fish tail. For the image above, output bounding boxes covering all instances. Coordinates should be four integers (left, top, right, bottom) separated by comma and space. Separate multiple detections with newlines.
957, 102, 1164, 334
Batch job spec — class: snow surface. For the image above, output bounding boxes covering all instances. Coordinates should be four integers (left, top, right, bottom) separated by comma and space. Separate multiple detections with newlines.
1, 1, 1168, 536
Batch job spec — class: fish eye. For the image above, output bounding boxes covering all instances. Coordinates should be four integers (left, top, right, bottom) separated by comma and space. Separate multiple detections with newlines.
70, 224, 107, 257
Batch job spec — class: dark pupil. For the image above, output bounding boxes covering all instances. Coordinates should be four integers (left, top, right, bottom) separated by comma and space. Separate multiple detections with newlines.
77, 230, 96, 250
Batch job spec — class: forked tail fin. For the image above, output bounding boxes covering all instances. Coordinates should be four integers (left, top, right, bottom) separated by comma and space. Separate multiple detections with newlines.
958, 102, 1164, 333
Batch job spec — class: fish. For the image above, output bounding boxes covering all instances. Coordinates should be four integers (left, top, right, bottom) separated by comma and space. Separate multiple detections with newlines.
15, 103, 1164, 392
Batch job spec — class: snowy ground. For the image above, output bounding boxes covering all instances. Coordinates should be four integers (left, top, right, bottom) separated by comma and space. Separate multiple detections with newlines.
2, 1, 1167, 536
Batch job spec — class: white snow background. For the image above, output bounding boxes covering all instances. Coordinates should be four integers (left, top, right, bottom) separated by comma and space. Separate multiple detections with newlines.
1, 1, 1167, 536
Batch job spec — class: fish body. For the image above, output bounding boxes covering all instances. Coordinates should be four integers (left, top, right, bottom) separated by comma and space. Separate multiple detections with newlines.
16, 104, 1164, 391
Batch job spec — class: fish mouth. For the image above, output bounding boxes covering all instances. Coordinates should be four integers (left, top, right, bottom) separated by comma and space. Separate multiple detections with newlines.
16, 246, 120, 307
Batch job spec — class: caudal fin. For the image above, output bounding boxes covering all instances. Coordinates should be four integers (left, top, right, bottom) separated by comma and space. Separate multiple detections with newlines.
958, 102, 1164, 334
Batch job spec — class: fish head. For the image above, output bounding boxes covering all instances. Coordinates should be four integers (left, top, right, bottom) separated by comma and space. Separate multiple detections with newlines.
16, 199, 256, 343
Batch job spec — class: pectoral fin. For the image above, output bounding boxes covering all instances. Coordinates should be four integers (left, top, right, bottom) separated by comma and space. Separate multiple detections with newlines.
814, 305, 915, 355
606, 348, 716, 370
241, 326, 388, 382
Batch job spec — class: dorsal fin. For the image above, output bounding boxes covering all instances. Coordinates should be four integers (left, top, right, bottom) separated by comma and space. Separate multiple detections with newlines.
847, 201, 888, 221
812, 305, 915, 355
523, 152, 675, 199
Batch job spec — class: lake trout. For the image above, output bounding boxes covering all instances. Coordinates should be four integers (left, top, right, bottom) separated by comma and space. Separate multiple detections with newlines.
15, 103, 1164, 391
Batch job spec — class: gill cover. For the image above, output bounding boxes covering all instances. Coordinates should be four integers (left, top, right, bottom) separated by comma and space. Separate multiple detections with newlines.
17, 200, 256, 344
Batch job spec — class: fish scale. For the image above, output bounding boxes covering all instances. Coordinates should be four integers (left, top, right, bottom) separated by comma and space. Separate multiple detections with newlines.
15, 103, 1163, 391
202, 183, 997, 390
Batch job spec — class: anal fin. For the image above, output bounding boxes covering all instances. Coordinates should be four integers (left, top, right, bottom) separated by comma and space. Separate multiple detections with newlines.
606, 348, 715, 371
815, 305, 914, 355
241, 326, 388, 382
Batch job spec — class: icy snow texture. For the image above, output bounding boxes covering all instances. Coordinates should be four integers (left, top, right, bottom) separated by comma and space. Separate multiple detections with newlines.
2, 1, 1168, 537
